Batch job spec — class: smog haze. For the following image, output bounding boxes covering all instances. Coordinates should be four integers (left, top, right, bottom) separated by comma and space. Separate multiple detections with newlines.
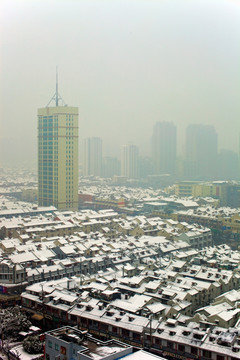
1, 0, 240, 167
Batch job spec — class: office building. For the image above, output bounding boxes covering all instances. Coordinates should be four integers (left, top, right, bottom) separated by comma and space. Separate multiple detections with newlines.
152, 122, 176, 176
83, 137, 102, 177
38, 77, 78, 211
121, 144, 139, 179
185, 124, 218, 180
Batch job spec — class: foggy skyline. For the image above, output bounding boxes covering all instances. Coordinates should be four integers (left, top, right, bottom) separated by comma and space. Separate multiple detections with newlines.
1, 0, 240, 167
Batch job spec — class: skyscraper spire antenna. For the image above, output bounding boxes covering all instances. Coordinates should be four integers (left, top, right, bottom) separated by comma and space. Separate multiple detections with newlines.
46, 67, 67, 107
56, 66, 58, 107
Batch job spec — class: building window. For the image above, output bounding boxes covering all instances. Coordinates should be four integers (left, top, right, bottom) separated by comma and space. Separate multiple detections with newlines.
48, 341, 52, 348
112, 326, 117, 334
178, 344, 185, 352
133, 332, 140, 341
191, 347, 198, 355
217, 356, 224, 360
55, 343, 59, 351
122, 329, 129, 337
203, 350, 212, 359
60, 346, 66, 355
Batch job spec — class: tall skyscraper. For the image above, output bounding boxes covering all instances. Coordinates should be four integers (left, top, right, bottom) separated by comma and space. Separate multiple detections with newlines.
185, 124, 218, 180
152, 122, 176, 176
83, 137, 102, 177
38, 75, 78, 210
121, 144, 139, 179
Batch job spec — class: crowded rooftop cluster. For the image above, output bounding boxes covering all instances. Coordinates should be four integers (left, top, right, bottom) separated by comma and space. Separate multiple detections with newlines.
1, 180, 240, 359
21, 254, 240, 359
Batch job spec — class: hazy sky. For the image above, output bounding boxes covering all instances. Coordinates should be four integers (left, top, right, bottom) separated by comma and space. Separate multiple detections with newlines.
1, 0, 240, 166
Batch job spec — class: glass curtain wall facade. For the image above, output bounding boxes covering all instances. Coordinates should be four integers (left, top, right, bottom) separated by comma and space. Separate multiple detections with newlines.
38, 106, 78, 211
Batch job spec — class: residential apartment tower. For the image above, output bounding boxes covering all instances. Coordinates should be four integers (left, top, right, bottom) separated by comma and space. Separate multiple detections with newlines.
185, 124, 218, 180
121, 144, 139, 179
83, 137, 103, 177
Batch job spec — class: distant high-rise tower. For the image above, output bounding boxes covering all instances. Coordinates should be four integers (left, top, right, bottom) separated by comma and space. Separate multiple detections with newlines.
121, 144, 139, 179
38, 72, 78, 210
152, 122, 176, 176
185, 124, 218, 180
83, 137, 102, 177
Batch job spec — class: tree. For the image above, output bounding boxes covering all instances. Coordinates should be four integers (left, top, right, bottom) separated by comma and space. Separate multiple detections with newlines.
0, 305, 32, 339
23, 336, 43, 354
